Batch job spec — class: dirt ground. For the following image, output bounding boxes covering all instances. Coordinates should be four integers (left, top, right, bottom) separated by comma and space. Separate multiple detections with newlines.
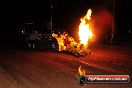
0, 45, 132, 88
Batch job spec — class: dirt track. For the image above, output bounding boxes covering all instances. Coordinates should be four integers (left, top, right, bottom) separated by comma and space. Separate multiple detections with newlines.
0, 45, 132, 88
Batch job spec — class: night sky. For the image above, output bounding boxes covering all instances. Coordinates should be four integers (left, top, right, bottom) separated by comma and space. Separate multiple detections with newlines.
0, 0, 132, 46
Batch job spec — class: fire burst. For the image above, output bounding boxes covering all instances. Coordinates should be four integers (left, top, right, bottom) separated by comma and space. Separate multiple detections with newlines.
78, 9, 93, 46
52, 9, 93, 56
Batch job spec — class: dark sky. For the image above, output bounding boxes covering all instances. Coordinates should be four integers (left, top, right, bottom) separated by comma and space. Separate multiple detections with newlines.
2, 0, 113, 26
0, 0, 132, 45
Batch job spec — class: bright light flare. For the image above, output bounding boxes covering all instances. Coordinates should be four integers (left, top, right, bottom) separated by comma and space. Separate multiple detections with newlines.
78, 9, 93, 46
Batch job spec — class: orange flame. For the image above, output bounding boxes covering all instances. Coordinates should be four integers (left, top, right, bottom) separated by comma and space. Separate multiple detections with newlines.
78, 66, 85, 76
78, 9, 93, 46
52, 9, 93, 53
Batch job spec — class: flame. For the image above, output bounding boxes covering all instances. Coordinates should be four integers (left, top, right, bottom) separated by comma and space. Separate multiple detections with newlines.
52, 33, 77, 51
52, 9, 93, 55
78, 9, 93, 46
52, 33, 66, 51
78, 66, 85, 75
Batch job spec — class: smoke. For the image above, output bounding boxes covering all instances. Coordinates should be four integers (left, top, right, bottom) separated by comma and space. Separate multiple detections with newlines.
71, 8, 113, 44
92, 8, 113, 42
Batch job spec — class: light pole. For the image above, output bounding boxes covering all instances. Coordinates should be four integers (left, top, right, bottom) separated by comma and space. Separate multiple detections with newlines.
50, 0, 53, 34
112, 0, 116, 41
